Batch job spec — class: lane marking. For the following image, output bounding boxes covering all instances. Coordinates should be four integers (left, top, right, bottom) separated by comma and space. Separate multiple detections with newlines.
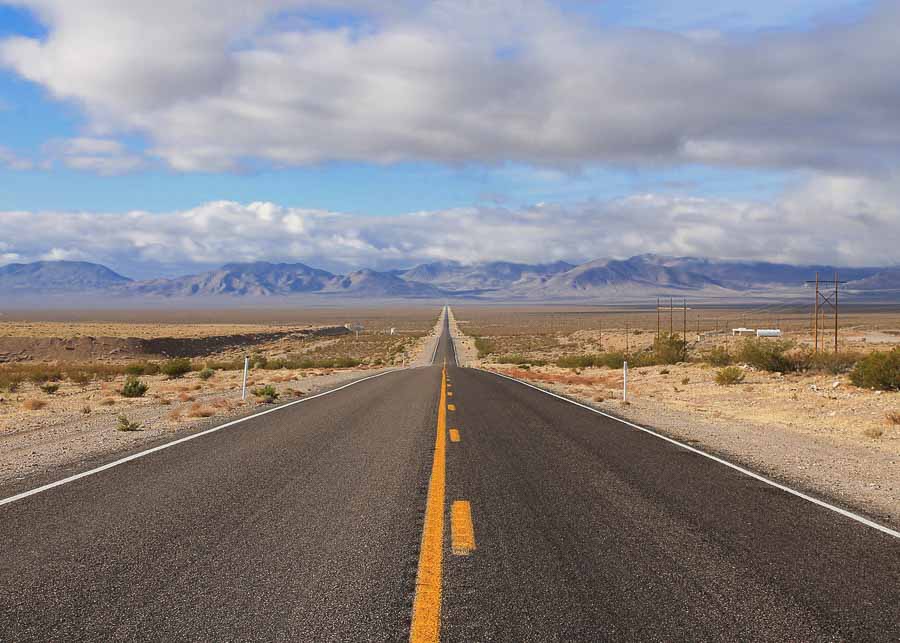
447, 404, 456, 411
410, 366, 448, 642
451, 500, 476, 556
0, 369, 405, 509
447, 391, 453, 397
449, 429, 460, 443
482, 369, 900, 540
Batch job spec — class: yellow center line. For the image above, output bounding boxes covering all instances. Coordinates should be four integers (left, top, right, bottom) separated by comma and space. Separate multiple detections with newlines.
410, 367, 448, 642
451, 500, 476, 556
447, 391, 453, 397
448, 404, 456, 411
449, 429, 460, 442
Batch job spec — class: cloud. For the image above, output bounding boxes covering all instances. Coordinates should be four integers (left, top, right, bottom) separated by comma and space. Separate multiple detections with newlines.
42, 137, 145, 174
1, 172, 897, 278
1, 1, 899, 173
0, 146, 35, 170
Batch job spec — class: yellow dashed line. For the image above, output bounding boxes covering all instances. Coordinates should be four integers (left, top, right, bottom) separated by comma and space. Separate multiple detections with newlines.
410, 368, 448, 643
447, 391, 453, 397
449, 429, 460, 442
448, 404, 456, 411
451, 501, 476, 556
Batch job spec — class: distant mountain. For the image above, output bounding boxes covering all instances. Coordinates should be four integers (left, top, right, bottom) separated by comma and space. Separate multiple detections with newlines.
845, 267, 900, 291
401, 260, 574, 292
122, 262, 340, 297
524, 255, 883, 298
0, 261, 131, 292
0, 256, 896, 301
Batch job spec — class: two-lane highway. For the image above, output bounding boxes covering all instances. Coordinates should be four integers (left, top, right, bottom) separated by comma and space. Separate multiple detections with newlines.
2, 307, 899, 641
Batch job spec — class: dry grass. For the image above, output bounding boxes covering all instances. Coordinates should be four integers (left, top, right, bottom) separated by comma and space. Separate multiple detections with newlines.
886, 410, 900, 426
864, 425, 885, 439
177, 392, 195, 402
22, 399, 47, 411
186, 402, 216, 418
166, 408, 183, 421
98, 397, 117, 406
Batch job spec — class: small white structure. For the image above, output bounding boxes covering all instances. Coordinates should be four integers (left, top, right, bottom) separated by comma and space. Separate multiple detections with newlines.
756, 329, 783, 338
389, 327, 396, 336
732, 327, 756, 336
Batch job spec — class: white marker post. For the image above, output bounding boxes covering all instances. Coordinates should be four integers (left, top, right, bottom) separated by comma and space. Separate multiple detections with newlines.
623, 360, 628, 402
241, 356, 250, 401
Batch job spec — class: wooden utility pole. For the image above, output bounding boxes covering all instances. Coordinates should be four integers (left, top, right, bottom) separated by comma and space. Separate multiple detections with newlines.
669, 297, 674, 335
834, 272, 839, 353
599, 319, 602, 351
682, 299, 688, 360
656, 297, 660, 340
814, 272, 820, 353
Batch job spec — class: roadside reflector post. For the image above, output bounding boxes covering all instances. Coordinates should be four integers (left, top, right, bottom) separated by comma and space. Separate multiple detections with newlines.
623, 361, 628, 402
241, 356, 250, 401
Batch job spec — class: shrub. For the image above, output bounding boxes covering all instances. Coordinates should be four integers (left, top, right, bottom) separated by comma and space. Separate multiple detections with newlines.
40, 383, 59, 395
474, 337, 496, 359
715, 366, 746, 386
849, 348, 900, 391
186, 402, 215, 418
681, 377, 690, 385
659, 368, 670, 375
198, 368, 215, 380
116, 414, 141, 432
22, 398, 47, 410
125, 363, 147, 376
864, 425, 884, 439
250, 353, 268, 369
121, 376, 149, 398
652, 333, 687, 365
738, 338, 795, 373
704, 346, 732, 367
99, 397, 117, 406
251, 384, 279, 403
28, 368, 63, 385
81, 405, 92, 415
885, 410, 900, 426
808, 350, 861, 375
69, 371, 92, 386
161, 358, 192, 379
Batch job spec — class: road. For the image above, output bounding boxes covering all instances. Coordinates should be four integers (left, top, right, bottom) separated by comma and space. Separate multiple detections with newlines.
1, 308, 898, 641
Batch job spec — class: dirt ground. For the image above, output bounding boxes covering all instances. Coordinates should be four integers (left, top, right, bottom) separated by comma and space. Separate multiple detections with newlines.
452, 306, 900, 528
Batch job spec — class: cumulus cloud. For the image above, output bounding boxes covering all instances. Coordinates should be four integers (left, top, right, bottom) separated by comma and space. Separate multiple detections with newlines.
2, 1, 900, 172
1, 173, 898, 277
43, 137, 145, 174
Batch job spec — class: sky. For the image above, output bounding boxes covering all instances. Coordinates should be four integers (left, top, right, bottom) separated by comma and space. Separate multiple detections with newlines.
0, 0, 898, 278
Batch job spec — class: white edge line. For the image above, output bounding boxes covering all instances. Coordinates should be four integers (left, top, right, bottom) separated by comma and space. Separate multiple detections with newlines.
480, 368, 900, 540
0, 368, 404, 508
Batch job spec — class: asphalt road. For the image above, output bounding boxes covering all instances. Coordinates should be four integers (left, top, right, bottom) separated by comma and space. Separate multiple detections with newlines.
2, 308, 899, 641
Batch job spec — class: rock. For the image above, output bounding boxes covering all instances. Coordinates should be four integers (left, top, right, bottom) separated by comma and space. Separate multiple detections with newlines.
831, 381, 841, 389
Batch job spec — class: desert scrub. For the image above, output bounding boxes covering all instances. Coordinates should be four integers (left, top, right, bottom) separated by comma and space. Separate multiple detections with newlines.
251, 385, 279, 403
198, 367, 215, 380
737, 338, 795, 373
557, 352, 626, 370
849, 348, 900, 391
652, 333, 687, 365
161, 358, 192, 379
186, 402, 216, 418
22, 398, 47, 410
715, 366, 746, 386
40, 383, 59, 395
121, 375, 149, 398
704, 346, 732, 367
885, 410, 900, 426
116, 414, 141, 432
474, 337, 496, 359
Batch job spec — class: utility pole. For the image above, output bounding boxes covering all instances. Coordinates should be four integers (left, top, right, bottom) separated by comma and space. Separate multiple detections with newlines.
656, 297, 660, 341
625, 320, 630, 354
805, 271, 845, 353
682, 299, 688, 361
599, 319, 602, 351
814, 272, 820, 353
834, 271, 839, 353
669, 297, 674, 335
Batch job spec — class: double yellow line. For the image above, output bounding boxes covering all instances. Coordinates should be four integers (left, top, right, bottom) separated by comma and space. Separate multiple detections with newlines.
410, 366, 449, 642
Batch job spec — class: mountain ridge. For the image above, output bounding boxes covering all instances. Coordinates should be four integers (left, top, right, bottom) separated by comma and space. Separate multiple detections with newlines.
0, 256, 897, 301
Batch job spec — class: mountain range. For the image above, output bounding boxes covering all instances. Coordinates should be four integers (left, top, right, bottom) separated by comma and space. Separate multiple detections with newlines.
0, 255, 897, 302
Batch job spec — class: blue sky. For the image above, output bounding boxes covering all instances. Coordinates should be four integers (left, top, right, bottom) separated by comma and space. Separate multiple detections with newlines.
0, 0, 896, 274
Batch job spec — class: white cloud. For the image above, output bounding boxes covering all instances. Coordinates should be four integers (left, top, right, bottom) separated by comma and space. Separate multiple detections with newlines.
0, 146, 35, 171
1, 173, 897, 277
2, 1, 899, 172
43, 137, 145, 174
